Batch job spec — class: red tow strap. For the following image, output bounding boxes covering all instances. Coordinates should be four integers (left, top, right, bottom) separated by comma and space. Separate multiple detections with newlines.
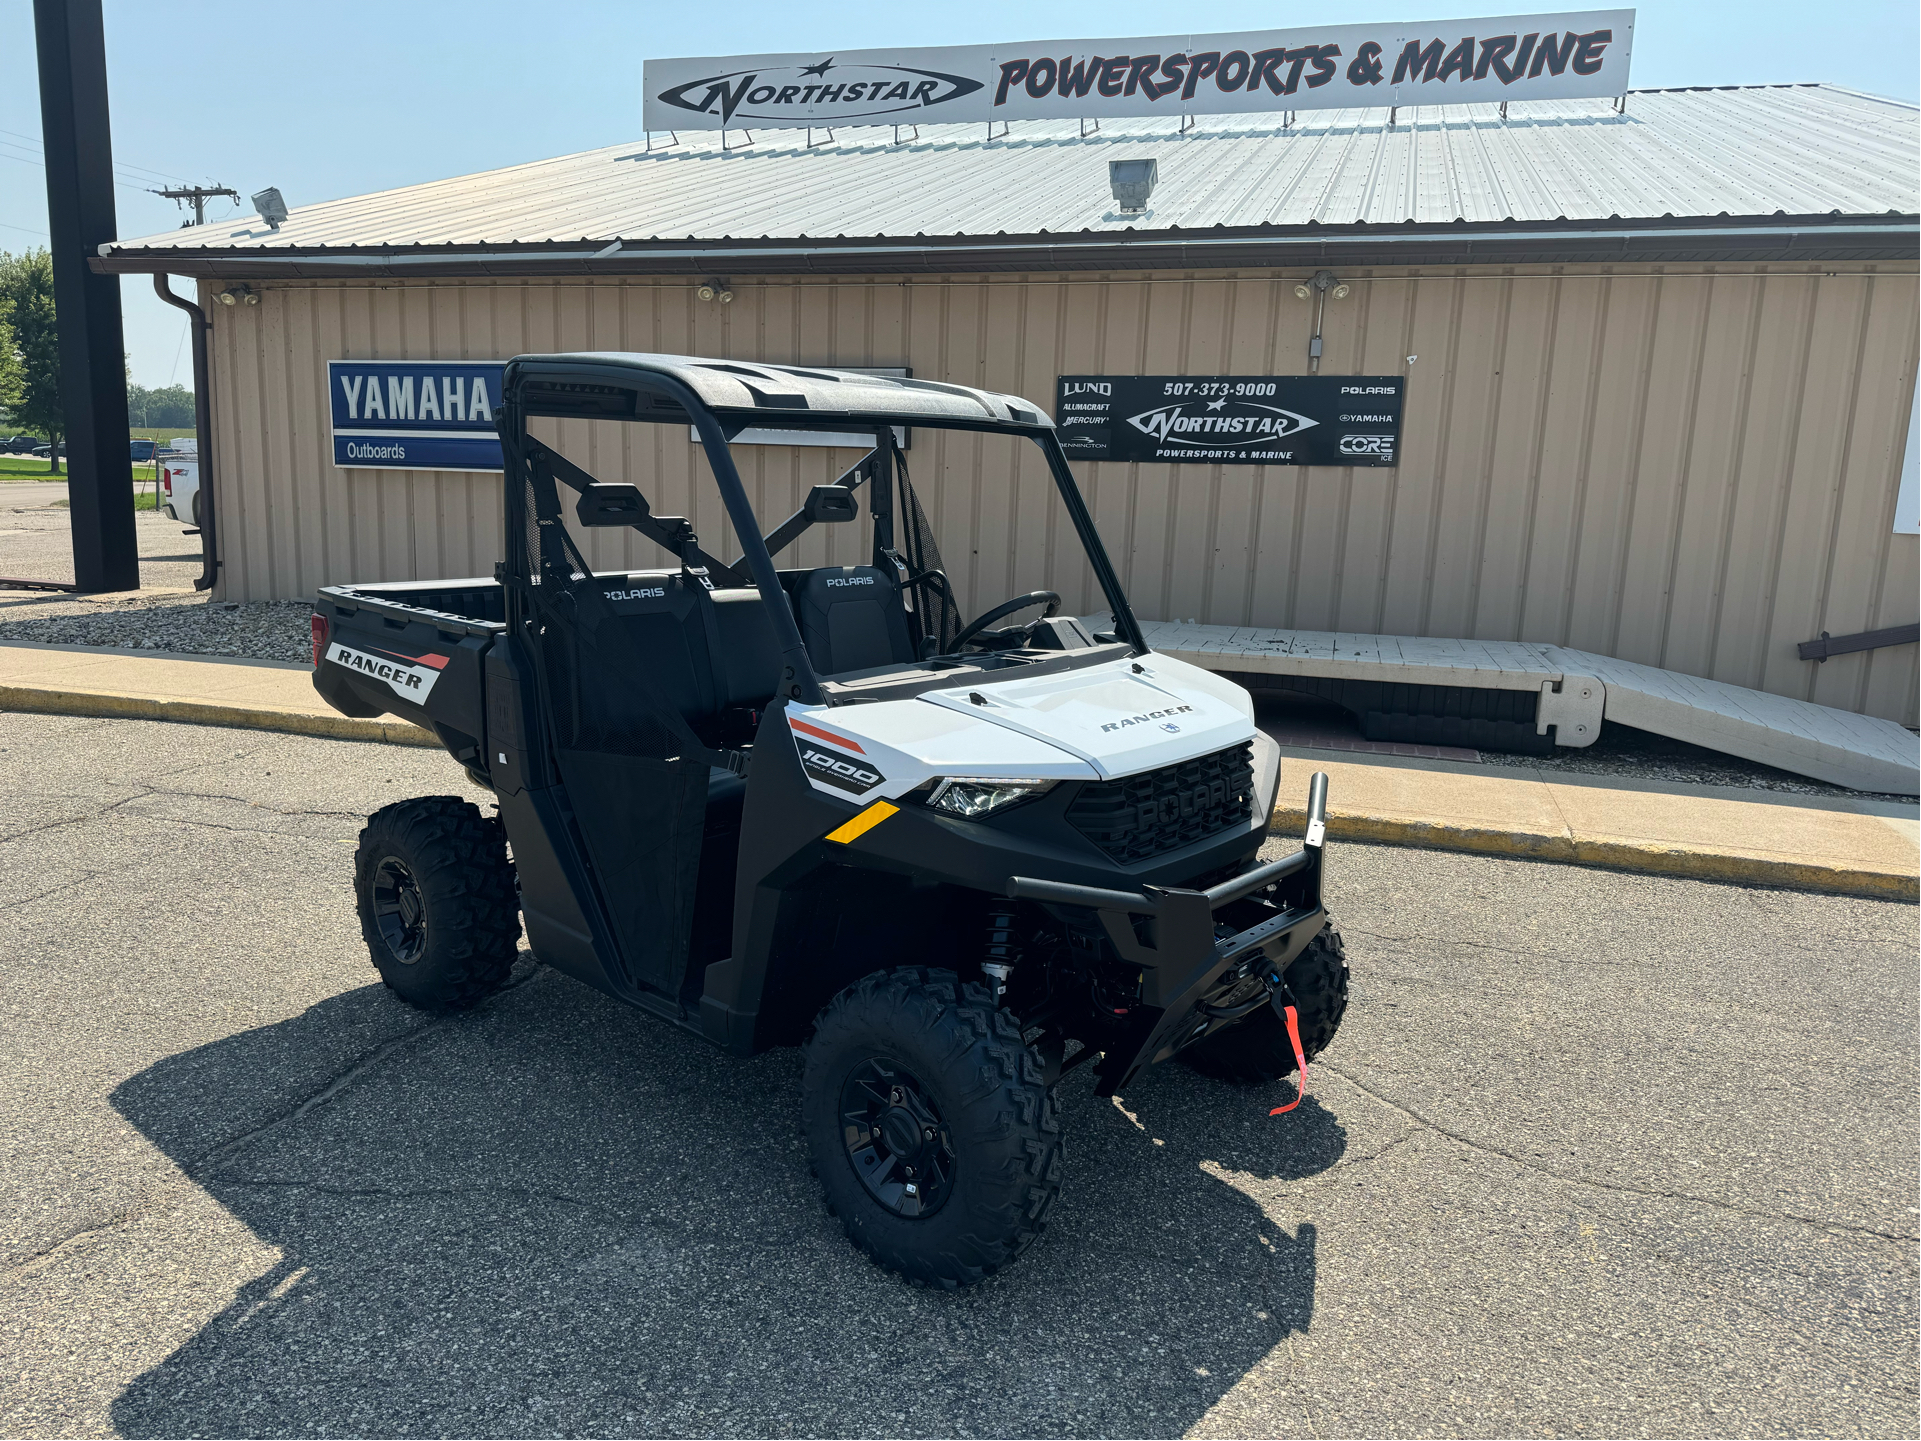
1268, 1004, 1309, 1116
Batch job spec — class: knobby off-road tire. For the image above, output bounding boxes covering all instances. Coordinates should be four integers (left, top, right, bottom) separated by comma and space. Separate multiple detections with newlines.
1182, 924, 1350, 1085
802, 967, 1064, 1289
354, 796, 519, 1012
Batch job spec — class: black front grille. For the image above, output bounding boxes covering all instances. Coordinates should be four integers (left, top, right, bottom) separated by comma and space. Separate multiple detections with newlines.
1066, 742, 1256, 864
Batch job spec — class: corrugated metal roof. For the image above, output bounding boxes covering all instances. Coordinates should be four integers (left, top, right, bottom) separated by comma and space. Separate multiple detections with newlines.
106, 84, 1918, 258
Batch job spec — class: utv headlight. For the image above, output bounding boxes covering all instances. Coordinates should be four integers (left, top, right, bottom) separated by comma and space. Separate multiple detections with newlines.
927, 778, 1055, 818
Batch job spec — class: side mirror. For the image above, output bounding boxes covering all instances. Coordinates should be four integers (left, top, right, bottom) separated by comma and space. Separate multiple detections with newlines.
577, 483, 650, 527
803, 485, 858, 523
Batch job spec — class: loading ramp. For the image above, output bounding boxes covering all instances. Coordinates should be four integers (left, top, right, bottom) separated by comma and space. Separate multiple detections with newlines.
1107, 619, 1919, 797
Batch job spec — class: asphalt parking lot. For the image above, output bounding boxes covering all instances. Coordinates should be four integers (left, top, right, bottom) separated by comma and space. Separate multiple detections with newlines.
1, 711, 1915, 1438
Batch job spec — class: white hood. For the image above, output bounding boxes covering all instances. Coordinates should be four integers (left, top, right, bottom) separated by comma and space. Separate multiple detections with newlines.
919, 654, 1254, 779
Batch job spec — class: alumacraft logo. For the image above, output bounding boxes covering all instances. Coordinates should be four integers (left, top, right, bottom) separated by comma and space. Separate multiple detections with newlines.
1126, 397, 1319, 449
1101, 704, 1194, 733
653, 56, 984, 125
327, 641, 447, 701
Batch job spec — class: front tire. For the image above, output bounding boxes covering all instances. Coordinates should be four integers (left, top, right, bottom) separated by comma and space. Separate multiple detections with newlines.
354, 796, 519, 1011
1181, 924, 1350, 1084
802, 967, 1063, 1288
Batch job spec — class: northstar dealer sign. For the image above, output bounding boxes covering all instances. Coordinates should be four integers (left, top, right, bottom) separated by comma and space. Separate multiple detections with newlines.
1055, 375, 1406, 466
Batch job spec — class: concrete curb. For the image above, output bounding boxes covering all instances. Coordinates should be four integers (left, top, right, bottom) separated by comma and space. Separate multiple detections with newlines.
1273, 804, 1919, 902
0, 683, 439, 748
2, 675, 1909, 901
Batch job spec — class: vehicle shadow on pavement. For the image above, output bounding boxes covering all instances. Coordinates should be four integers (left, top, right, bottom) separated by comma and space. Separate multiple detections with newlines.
109, 964, 1346, 1437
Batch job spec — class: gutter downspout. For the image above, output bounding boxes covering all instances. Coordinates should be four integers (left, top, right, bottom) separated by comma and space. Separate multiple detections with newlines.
151, 274, 218, 592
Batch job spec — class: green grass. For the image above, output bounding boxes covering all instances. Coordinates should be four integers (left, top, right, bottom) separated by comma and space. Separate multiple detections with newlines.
0, 455, 64, 478
50, 488, 160, 510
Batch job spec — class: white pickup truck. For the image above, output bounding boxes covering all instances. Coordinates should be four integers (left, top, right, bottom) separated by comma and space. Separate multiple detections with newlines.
157, 440, 200, 528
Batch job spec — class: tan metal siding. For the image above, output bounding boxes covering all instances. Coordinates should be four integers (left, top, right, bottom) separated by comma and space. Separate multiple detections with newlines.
202, 264, 1919, 725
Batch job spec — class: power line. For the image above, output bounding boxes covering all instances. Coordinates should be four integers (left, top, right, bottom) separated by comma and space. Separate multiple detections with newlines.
0, 125, 200, 189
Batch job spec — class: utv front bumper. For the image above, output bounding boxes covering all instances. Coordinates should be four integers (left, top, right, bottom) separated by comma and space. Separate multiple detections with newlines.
1011, 772, 1331, 1095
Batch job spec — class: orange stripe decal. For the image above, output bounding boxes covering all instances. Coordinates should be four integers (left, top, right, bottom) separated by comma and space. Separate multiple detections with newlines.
789, 716, 864, 754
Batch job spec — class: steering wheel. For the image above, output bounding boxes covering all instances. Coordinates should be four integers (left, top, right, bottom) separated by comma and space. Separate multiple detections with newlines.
949, 591, 1062, 651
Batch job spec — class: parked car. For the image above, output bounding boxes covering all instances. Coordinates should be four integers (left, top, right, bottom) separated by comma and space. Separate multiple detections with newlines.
130, 439, 159, 462
0, 435, 42, 454
30, 441, 66, 459
159, 454, 200, 527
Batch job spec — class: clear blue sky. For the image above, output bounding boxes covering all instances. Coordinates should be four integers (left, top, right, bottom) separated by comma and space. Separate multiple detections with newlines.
2, 0, 1915, 388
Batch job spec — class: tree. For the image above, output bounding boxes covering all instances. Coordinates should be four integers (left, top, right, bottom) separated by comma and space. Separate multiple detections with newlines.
0, 250, 61, 470
0, 315, 21, 423
127, 382, 195, 429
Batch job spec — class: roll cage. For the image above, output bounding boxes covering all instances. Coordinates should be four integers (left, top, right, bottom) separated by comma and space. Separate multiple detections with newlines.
496, 352, 1149, 712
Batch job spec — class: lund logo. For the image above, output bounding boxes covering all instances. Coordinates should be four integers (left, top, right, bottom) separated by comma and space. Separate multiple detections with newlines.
801, 746, 885, 796
1101, 705, 1194, 733
654, 57, 983, 126
1061, 380, 1111, 397
327, 641, 446, 702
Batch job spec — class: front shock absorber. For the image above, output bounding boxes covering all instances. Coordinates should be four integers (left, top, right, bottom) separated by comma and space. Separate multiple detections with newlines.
981, 904, 1020, 1003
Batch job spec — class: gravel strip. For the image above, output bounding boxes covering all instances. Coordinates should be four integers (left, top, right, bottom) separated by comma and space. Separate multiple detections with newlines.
0, 592, 313, 662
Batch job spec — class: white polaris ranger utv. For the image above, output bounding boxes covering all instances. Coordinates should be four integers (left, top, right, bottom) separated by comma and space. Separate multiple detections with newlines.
312, 354, 1348, 1288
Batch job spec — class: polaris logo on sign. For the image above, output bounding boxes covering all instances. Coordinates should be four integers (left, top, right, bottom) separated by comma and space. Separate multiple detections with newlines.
801, 746, 886, 796
327, 641, 448, 702
1057, 374, 1405, 467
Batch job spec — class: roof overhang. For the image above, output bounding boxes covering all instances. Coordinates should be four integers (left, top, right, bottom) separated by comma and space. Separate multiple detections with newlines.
91, 213, 1920, 281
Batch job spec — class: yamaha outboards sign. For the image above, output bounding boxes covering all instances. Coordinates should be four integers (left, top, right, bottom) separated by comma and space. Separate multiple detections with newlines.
642, 11, 1633, 129
1056, 376, 1406, 467
328, 361, 506, 472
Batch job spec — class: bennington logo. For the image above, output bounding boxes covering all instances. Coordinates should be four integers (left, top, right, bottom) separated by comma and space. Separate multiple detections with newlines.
327, 641, 448, 702
1101, 704, 1195, 733
801, 746, 886, 796
1339, 434, 1395, 457
653, 56, 983, 125
825, 574, 876, 587
1127, 399, 1318, 448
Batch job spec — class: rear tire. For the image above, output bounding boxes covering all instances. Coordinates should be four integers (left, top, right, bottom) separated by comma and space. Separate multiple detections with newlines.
190, 489, 202, 528
802, 967, 1063, 1288
354, 796, 519, 1011
1181, 924, 1350, 1085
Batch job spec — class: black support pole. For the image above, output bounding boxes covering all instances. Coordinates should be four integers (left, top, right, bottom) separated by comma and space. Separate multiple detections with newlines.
35, 0, 137, 593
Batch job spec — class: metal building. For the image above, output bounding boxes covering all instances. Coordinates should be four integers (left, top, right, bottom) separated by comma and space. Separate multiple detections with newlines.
96, 84, 1920, 725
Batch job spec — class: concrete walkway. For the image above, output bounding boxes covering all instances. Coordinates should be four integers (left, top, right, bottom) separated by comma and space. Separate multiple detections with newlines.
2, 639, 1914, 899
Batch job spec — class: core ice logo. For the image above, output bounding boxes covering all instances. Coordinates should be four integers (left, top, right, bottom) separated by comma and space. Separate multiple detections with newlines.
1338, 434, 1396, 458
327, 641, 447, 702
653, 57, 983, 126
801, 747, 885, 796
1126, 400, 1318, 448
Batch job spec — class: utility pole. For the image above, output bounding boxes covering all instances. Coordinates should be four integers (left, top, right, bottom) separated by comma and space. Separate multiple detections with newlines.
152, 183, 237, 227
34, 0, 137, 593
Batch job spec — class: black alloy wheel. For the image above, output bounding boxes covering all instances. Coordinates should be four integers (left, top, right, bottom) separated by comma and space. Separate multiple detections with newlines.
802, 967, 1063, 1288
370, 856, 428, 965
839, 1057, 957, 1218
353, 795, 520, 1011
